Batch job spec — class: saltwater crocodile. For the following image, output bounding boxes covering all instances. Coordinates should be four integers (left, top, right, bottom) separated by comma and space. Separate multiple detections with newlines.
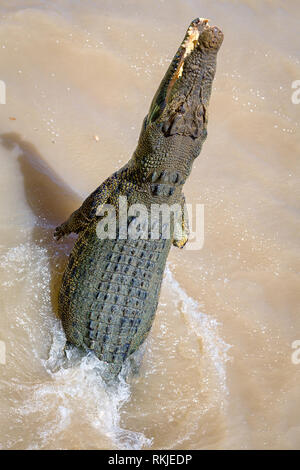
54, 18, 223, 380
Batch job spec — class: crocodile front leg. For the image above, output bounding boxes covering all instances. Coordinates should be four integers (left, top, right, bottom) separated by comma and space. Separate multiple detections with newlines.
54, 206, 91, 240
54, 168, 125, 240
173, 194, 189, 249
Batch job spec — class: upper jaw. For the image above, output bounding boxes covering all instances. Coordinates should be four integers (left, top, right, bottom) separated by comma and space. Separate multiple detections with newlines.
175, 18, 223, 79
147, 18, 223, 133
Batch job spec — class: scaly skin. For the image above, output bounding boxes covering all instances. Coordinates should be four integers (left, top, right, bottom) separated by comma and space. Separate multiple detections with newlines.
55, 19, 223, 380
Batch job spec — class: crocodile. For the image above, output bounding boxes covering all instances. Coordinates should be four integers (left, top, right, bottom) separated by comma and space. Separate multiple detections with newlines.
54, 18, 223, 381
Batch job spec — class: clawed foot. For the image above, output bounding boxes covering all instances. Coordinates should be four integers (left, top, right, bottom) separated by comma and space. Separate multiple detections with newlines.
54, 222, 68, 241
173, 237, 188, 249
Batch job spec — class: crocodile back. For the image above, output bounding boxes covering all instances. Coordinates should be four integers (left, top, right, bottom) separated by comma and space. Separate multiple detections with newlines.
58, 221, 171, 371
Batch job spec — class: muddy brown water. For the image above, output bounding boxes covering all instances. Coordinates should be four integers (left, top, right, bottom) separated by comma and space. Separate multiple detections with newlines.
0, 0, 299, 449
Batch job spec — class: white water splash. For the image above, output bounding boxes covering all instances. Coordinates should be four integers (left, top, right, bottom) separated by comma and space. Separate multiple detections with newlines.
0, 241, 151, 450
164, 263, 231, 399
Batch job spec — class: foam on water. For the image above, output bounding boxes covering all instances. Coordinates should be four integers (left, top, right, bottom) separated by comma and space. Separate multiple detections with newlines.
164, 263, 231, 401
0, 240, 151, 450
0, 236, 231, 449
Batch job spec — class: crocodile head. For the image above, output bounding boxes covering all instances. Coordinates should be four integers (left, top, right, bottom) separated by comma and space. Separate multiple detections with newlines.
135, 18, 223, 169
147, 18, 223, 138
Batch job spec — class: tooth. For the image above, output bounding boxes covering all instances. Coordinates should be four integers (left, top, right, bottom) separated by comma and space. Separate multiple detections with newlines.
178, 63, 184, 78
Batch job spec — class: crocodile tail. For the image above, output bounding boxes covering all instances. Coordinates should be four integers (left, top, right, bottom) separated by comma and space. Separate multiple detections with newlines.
101, 362, 123, 385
